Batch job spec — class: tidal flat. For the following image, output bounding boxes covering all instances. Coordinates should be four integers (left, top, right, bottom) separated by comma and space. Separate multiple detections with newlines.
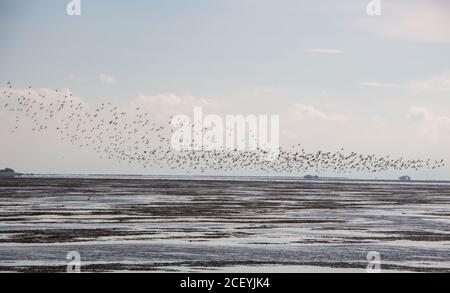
0, 177, 449, 272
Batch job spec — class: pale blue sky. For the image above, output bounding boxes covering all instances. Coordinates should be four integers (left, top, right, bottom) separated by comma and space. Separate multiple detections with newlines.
1, 0, 450, 179
1, 0, 448, 99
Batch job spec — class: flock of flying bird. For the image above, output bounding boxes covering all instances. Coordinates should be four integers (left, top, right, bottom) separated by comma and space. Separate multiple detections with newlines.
1, 81, 446, 175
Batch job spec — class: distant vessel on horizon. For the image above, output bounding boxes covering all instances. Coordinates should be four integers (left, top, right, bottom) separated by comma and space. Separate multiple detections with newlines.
399, 175, 412, 181
304, 175, 320, 180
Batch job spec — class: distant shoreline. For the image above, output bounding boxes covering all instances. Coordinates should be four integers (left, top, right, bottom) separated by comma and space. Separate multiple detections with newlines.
6, 173, 450, 185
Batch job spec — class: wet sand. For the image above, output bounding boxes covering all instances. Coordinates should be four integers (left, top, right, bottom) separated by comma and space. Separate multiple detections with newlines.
0, 177, 449, 272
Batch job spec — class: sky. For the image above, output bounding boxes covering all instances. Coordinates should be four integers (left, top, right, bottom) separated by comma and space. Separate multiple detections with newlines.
0, 0, 450, 179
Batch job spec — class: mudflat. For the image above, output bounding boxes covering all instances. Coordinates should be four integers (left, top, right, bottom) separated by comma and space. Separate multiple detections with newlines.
0, 177, 449, 272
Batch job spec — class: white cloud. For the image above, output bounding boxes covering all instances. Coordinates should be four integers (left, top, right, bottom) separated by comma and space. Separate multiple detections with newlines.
0, 87, 219, 127
290, 103, 348, 123
99, 73, 116, 84
408, 72, 450, 93
358, 81, 402, 89
358, 1, 450, 43
131, 94, 220, 121
407, 107, 431, 121
407, 106, 450, 142
360, 71, 450, 93
292, 104, 327, 119
301, 48, 343, 54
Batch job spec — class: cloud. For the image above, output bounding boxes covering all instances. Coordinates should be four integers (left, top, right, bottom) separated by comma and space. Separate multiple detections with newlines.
131, 94, 220, 121
99, 73, 116, 84
408, 72, 450, 93
301, 48, 343, 54
68, 74, 86, 82
290, 103, 347, 122
1, 86, 220, 125
358, 1, 450, 43
0, 87, 219, 126
407, 106, 450, 142
360, 71, 450, 93
358, 81, 402, 89
407, 107, 431, 121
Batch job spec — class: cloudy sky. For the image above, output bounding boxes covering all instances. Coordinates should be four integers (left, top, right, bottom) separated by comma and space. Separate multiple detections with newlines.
1, 0, 450, 179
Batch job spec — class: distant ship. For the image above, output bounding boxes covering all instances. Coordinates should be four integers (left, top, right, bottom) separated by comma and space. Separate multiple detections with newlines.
304, 175, 319, 180
399, 175, 411, 181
